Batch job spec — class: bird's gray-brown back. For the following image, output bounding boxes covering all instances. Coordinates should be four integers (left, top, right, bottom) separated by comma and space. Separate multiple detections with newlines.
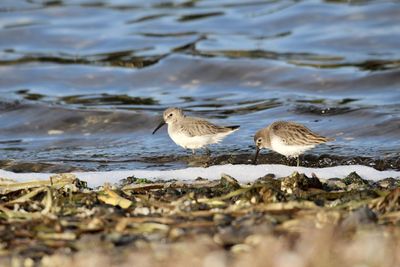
270, 121, 333, 146
176, 117, 238, 137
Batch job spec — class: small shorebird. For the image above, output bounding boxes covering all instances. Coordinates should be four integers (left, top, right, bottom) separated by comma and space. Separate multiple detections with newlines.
152, 107, 240, 154
253, 121, 334, 166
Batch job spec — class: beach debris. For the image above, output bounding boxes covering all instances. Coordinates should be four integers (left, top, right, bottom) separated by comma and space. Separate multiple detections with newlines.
0, 171, 398, 266
98, 186, 132, 209
280, 171, 323, 194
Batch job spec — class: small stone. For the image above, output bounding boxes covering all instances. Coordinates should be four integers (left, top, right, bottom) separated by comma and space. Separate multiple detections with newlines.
259, 187, 286, 203
255, 173, 281, 189
281, 172, 323, 194
255, 173, 276, 183
220, 173, 240, 190
376, 177, 400, 189
342, 172, 369, 186
326, 178, 347, 190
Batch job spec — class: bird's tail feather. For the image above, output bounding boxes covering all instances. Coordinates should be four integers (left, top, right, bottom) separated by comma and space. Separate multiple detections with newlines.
227, 125, 240, 131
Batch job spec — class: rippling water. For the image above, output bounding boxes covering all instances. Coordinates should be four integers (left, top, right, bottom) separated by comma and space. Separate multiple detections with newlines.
0, 0, 399, 172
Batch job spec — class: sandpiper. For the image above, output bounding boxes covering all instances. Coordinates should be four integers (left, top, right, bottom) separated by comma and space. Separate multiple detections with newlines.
253, 121, 334, 166
152, 107, 240, 154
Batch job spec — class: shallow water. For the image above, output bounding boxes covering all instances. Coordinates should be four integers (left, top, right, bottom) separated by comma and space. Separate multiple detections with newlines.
0, 0, 399, 172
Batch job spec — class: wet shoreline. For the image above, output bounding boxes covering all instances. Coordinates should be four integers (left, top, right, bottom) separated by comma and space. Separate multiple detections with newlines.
0, 152, 399, 173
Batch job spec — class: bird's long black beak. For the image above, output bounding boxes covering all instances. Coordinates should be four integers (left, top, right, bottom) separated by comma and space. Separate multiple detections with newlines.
253, 147, 260, 165
152, 121, 166, 134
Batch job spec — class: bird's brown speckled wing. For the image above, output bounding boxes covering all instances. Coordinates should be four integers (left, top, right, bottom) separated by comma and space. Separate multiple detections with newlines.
179, 118, 232, 137
270, 121, 332, 146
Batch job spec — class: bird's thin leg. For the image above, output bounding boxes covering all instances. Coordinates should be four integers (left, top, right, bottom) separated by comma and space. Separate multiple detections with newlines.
192, 149, 196, 155
297, 156, 300, 167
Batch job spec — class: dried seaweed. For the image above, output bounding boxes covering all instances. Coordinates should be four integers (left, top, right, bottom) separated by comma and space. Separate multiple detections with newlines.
0, 171, 399, 266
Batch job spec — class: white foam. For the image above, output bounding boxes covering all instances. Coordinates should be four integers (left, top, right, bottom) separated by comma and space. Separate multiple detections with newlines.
0, 164, 399, 188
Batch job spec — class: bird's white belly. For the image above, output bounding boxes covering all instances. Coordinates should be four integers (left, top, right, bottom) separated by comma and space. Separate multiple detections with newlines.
168, 129, 231, 149
270, 136, 314, 158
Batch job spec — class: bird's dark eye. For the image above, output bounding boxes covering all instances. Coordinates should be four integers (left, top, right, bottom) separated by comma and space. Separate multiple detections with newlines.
168, 113, 173, 117
257, 138, 262, 143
